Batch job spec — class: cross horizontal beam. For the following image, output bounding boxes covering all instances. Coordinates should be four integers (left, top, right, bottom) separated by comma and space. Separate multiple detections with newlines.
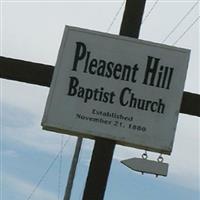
0, 56, 53, 87
0, 56, 199, 117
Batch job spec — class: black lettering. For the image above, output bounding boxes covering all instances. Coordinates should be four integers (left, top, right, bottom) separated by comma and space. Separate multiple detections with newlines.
109, 92, 116, 104
89, 58, 97, 75
113, 64, 122, 79
97, 60, 106, 76
105, 61, 114, 78
130, 93, 137, 108
158, 99, 165, 113
67, 76, 79, 96
84, 88, 93, 103
156, 65, 164, 87
145, 100, 152, 110
151, 102, 158, 112
131, 64, 139, 83
137, 99, 145, 110
99, 87, 104, 101
120, 87, 131, 106
161, 66, 169, 88
102, 92, 109, 103
121, 65, 131, 81
166, 68, 174, 89
94, 88, 100, 101
83, 51, 91, 73
72, 42, 86, 71
143, 56, 160, 86
77, 87, 85, 98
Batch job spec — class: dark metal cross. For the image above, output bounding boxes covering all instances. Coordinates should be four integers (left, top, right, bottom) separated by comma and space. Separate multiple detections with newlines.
0, 56, 199, 117
0, 1, 199, 199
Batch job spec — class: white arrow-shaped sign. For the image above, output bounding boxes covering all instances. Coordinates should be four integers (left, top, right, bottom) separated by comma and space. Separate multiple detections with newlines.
121, 157, 169, 177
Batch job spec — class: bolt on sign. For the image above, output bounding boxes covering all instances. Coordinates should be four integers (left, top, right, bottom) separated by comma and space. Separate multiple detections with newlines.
42, 26, 190, 155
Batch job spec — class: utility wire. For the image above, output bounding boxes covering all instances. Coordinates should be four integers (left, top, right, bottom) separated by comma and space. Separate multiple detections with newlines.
107, 0, 125, 32
162, 1, 199, 43
142, 0, 159, 24
23, 2, 198, 200
173, 15, 200, 45
26, 137, 71, 200
26, 3, 128, 199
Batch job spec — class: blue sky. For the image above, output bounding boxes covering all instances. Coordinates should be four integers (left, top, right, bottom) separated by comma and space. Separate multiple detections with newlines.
1, 1, 199, 200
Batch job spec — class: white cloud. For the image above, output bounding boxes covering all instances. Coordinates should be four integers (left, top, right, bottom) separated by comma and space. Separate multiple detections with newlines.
2, 88, 76, 156
1, 79, 49, 117
5, 124, 77, 156
5, 174, 57, 200
2, 150, 19, 158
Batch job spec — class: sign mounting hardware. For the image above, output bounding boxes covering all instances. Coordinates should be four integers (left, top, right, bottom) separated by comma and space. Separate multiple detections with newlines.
121, 152, 169, 177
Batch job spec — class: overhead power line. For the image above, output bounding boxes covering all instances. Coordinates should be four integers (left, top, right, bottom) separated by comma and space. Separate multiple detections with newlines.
107, 0, 160, 33
25, 2, 198, 200
173, 15, 200, 45
142, 0, 159, 24
162, 1, 199, 43
26, 2, 128, 200
107, 0, 125, 32
26, 137, 71, 200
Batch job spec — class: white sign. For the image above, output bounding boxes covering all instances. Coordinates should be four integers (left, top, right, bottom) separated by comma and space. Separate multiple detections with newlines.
42, 26, 190, 155
121, 158, 169, 177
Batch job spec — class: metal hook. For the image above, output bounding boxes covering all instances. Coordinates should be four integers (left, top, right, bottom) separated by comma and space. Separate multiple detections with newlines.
157, 154, 164, 163
142, 151, 148, 160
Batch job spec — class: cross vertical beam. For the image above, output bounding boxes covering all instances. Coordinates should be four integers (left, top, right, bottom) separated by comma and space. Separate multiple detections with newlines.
82, 138, 116, 200
82, 1, 146, 199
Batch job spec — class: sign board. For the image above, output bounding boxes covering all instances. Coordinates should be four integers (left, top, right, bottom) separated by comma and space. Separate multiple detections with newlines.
42, 26, 190, 155
121, 158, 169, 177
